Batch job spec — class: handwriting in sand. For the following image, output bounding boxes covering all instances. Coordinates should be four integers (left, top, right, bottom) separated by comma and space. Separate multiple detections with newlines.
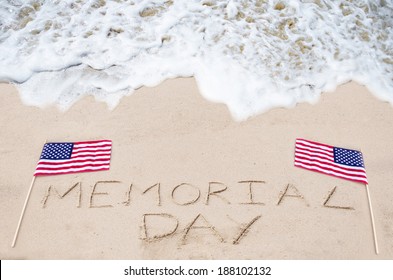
40, 180, 355, 245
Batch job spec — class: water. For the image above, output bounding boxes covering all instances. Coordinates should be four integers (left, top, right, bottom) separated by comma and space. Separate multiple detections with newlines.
0, 0, 392, 120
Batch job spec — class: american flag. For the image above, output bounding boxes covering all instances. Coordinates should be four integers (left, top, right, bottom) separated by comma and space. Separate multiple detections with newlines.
294, 138, 368, 184
34, 140, 112, 176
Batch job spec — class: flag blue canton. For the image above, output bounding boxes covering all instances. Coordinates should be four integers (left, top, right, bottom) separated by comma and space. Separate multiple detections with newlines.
40, 143, 74, 160
333, 147, 365, 168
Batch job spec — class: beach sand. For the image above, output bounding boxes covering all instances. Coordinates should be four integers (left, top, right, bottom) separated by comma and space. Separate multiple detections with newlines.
1, 78, 393, 259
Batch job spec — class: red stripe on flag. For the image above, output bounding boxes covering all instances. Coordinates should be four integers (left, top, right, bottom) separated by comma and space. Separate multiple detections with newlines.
34, 167, 110, 177
294, 164, 368, 184
296, 138, 333, 149
294, 159, 367, 179
74, 140, 112, 145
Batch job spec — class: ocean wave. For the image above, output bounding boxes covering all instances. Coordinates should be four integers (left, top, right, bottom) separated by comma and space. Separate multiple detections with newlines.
0, 0, 392, 120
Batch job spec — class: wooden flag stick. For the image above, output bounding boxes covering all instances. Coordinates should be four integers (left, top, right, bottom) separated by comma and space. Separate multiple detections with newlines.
11, 139, 45, 247
11, 176, 36, 247
365, 184, 379, 255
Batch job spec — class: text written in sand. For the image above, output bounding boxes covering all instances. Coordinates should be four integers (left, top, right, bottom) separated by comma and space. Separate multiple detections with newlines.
38, 180, 355, 245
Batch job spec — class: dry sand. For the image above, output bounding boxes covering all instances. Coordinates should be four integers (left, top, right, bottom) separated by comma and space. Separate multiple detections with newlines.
1, 78, 393, 259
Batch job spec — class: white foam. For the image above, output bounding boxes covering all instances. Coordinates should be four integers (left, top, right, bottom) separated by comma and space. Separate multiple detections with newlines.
0, 0, 392, 120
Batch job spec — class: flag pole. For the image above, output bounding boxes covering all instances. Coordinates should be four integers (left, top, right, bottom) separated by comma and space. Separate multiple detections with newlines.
360, 148, 379, 254
365, 183, 379, 254
11, 176, 36, 247
11, 139, 46, 248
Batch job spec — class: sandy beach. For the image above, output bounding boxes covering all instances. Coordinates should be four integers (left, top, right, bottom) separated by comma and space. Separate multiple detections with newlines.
1, 78, 393, 259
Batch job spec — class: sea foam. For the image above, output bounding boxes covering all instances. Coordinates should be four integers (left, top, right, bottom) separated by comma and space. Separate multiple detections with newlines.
0, 0, 392, 120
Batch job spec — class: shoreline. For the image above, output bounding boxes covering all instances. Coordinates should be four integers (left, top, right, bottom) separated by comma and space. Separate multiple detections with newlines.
1, 78, 393, 259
